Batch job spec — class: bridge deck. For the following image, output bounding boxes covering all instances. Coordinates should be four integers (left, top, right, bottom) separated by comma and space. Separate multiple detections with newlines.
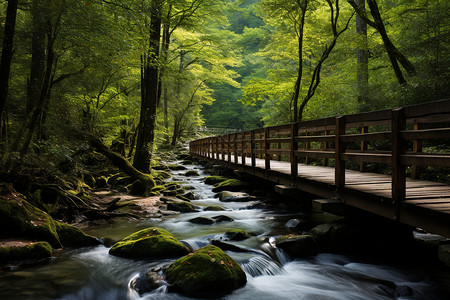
205, 154, 450, 237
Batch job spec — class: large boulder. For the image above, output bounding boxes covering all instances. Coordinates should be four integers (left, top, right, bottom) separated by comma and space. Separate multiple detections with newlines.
219, 191, 251, 202
184, 170, 199, 177
0, 241, 52, 263
0, 187, 98, 248
165, 245, 247, 296
109, 227, 189, 259
212, 179, 249, 193
275, 235, 318, 258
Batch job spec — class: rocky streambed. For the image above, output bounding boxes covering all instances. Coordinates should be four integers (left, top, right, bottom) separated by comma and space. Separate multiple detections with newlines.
1, 154, 450, 299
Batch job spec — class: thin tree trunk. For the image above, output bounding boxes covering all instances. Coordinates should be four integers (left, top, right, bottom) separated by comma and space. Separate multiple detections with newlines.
0, 0, 18, 140
292, 3, 307, 123
356, 0, 368, 111
133, 0, 162, 173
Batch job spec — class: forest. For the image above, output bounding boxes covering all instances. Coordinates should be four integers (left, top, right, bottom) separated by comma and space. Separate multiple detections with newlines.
1, 0, 449, 161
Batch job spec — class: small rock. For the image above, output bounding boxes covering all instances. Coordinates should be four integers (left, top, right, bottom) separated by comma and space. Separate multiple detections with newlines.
166, 200, 197, 213
184, 170, 199, 177
225, 229, 252, 241
212, 179, 249, 193
204, 176, 229, 185
204, 205, 225, 211
168, 165, 187, 171
275, 235, 318, 258
438, 244, 450, 267
189, 217, 214, 225
213, 215, 234, 222
219, 191, 251, 202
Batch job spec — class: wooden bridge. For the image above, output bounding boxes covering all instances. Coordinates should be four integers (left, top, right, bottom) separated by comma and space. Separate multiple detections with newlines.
189, 99, 450, 238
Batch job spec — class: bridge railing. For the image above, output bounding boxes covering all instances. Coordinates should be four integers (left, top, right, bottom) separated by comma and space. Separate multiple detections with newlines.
190, 99, 450, 210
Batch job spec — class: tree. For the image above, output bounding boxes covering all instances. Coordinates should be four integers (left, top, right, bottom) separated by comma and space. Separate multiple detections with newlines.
0, 0, 18, 141
355, 0, 368, 110
133, 0, 163, 173
347, 0, 416, 85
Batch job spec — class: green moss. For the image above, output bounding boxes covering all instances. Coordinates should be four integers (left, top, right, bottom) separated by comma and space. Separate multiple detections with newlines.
0, 193, 99, 248
166, 200, 197, 213
56, 223, 99, 248
153, 170, 171, 180
204, 205, 225, 211
204, 176, 229, 185
212, 179, 249, 193
0, 241, 52, 262
225, 229, 252, 241
151, 185, 166, 194
109, 227, 189, 259
166, 245, 246, 296
184, 170, 199, 177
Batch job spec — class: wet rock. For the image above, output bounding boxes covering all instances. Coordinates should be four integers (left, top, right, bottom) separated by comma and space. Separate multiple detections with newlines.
181, 160, 193, 165
183, 191, 196, 200
152, 164, 169, 171
176, 154, 192, 161
225, 229, 252, 241
213, 215, 234, 223
0, 241, 52, 263
189, 217, 214, 225
146, 267, 164, 290
175, 194, 191, 202
212, 179, 249, 193
219, 191, 251, 202
184, 170, 199, 177
0, 187, 98, 248
275, 235, 318, 258
204, 205, 225, 211
166, 200, 197, 213
109, 227, 189, 259
211, 240, 248, 252
309, 222, 357, 253
438, 244, 450, 267
204, 176, 229, 185
168, 165, 187, 171
165, 245, 246, 296
285, 219, 302, 231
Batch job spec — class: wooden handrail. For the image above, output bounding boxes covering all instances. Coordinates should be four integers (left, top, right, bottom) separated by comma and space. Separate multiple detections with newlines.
189, 99, 450, 213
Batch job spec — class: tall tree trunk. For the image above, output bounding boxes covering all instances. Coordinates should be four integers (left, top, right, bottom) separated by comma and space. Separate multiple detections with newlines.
20, 20, 57, 155
292, 2, 307, 123
356, 0, 368, 111
133, 0, 162, 173
27, 1, 46, 115
0, 0, 18, 140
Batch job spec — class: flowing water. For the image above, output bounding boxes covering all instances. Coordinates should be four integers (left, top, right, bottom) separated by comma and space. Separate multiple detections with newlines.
0, 162, 448, 299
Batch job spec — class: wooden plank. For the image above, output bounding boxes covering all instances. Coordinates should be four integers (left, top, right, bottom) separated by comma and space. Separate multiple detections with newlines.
341, 131, 391, 143
341, 153, 391, 164
401, 154, 450, 167
401, 128, 450, 140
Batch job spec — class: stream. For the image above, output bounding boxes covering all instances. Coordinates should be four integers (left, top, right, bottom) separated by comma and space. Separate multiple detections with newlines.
0, 161, 448, 299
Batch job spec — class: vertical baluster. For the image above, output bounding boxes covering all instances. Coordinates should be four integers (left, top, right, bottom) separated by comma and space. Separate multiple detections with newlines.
335, 116, 346, 189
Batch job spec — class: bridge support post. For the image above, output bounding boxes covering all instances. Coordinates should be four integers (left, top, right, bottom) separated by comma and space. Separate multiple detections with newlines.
251, 130, 256, 168
290, 123, 298, 177
411, 123, 422, 179
234, 133, 238, 164
392, 108, 406, 220
265, 127, 270, 170
241, 132, 245, 165
335, 116, 346, 189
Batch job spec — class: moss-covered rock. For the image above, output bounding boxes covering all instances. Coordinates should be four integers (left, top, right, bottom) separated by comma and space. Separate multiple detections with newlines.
309, 223, 357, 253
212, 179, 249, 193
109, 227, 189, 259
168, 165, 187, 171
275, 235, 318, 258
184, 170, 199, 177
56, 223, 99, 248
0, 241, 52, 262
0, 187, 99, 248
204, 205, 225, 211
225, 229, 252, 241
204, 176, 229, 185
213, 215, 234, 223
166, 200, 197, 213
166, 245, 246, 296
